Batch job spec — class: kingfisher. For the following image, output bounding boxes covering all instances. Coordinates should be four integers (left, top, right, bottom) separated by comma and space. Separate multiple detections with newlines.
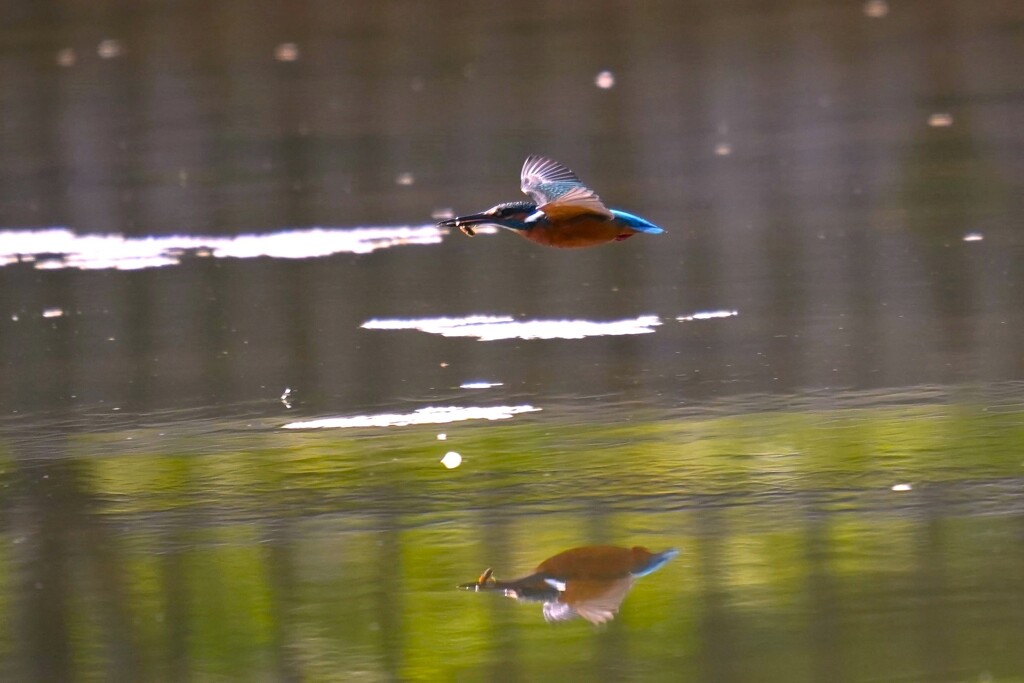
438, 156, 665, 248
458, 545, 678, 624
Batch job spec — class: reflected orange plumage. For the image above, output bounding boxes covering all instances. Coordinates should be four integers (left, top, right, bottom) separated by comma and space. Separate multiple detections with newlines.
534, 545, 661, 578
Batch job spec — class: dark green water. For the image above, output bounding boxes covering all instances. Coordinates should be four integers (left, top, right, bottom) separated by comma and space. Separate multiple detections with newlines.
2, 0, 1024, 681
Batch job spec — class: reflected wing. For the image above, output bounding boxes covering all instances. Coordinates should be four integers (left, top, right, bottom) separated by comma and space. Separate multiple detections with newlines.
542, 600, 577, 623
560, 578, 635, 625
520, 155, 613, 220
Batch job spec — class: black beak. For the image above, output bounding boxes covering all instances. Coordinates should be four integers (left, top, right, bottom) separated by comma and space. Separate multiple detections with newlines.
458, 567, 495, 590
437, 211, 493, 237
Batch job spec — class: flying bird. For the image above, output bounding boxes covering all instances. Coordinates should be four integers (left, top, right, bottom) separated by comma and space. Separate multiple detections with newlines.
458, 545, 678, 624
438, 156, 665, 248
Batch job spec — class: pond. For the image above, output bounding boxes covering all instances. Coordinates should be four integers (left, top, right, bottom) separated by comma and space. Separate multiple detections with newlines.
1, 1, 1023, 681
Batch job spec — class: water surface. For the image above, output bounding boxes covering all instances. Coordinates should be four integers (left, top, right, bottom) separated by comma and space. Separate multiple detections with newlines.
1, 0, 1023, 681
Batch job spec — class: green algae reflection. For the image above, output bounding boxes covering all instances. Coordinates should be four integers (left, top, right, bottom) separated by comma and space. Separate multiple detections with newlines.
1, 389, 1023, 681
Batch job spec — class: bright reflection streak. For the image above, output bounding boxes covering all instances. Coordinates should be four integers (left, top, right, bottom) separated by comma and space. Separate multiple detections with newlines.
362, 315, 661, 341
282, 405, 540, 430
0, 225, 447, 271
676, 309, 739, 321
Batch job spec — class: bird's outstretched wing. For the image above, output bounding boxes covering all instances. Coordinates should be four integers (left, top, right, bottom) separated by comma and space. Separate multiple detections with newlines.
520, 155, 613, 220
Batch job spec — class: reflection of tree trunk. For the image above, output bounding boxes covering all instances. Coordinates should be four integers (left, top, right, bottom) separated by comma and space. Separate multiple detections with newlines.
897, 2, 1010, 385
85, 518, 144, 682
916, 486, 954, 680
12, 457, 85, 682
804, 501, 845, 683
594, 620, 629, 683
157, 460, 201, 683
160, 540, 191, 683
694, 503, 739, 683
586, 499, 626, 682
374, 502, 405, 682
1016, 513, 1024, 677
481, 511, 521, 683
263, 520, 302, 683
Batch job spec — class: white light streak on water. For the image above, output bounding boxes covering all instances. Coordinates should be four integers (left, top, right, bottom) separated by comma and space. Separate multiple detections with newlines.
676, 309, 739, 322
282, 405, 541, 430
361, 315, 661, 341
0, 226, 448, 271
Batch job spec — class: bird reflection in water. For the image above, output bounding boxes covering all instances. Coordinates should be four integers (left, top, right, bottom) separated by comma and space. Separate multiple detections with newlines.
458, 545, 678, 624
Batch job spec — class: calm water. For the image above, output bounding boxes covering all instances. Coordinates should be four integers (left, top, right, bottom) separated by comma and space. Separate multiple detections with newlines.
2, 1, 1024, 681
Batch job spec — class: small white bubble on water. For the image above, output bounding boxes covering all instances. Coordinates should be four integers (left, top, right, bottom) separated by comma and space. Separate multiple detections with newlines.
97, 39, 124, 59
962, 233, 983, 242
595, 70, 615, 89
863, 0, 889, 18
441, 451, 462, 469
56, 48, 76, 67
274, 43, 300, 62
396, 172, 415, 186
42, 308, 64, 318
928, 112, 954, 127
437, 433, 447, 441
891, 483, 912, 492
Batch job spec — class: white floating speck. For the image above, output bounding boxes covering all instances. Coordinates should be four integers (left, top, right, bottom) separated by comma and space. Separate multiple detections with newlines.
714, 142, 732, 156
441, 451, 462, 469
274, 43, 300, 62
863, 0, 889, 18
928, 112, 953, 127
395, 172, 415, 186
891, 483, 913, 492
676, 309, 738, 322
10, 313, 18, 322
595, 70, 615, 89
97, 39, 124, 59
42, 308, 64, 318
56, 48, 76, 67
962, 233, 984, 242
437, 433, 447, 441
280, 387, 294, 408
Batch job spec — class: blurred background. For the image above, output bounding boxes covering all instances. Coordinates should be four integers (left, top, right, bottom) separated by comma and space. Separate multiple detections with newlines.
1, 0, 1023, 681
